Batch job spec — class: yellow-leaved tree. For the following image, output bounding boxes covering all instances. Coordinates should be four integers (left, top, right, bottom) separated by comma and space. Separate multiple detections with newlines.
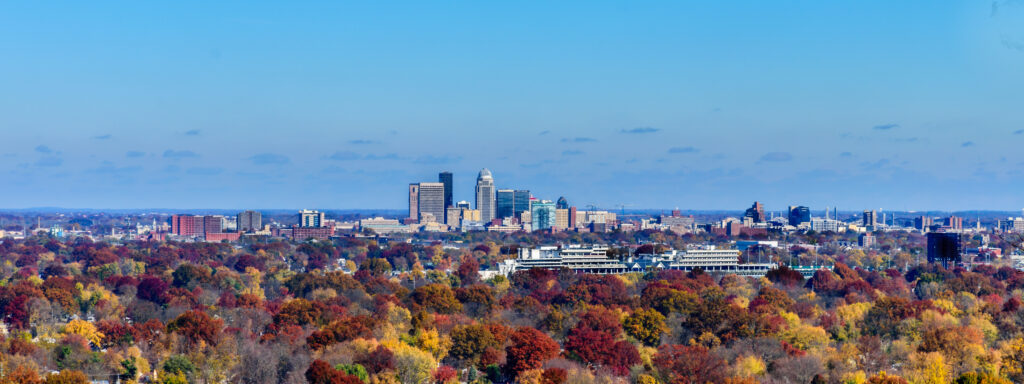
905, 351, 950, 384
415, 328, 451, 360
64, 319, 104, 346
383, 340, 437, 384
733, 355, 767, 378
1000, 337, 1024, 382
623, 308, 668, 347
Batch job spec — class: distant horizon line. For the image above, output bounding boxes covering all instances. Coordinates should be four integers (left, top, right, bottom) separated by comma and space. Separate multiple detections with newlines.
1, 207, 1023, 216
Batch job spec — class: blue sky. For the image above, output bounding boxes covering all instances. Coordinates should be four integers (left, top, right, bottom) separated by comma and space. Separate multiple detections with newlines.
2, 1, 1023, 211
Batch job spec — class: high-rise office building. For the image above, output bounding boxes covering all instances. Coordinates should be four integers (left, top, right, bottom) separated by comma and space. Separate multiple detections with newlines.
744, 201, 765, 223
299, 210, 326, 228
927, 232, 961, 268
514, 190, 531, 217
532, 200, 556, 231
788, 206, 811, 226
863, 210, 877, 228
171, 215, 204, 237
555, 208, 570, 230
475, 169, 496, 222
171, 215, 222, 237
418, 182, 445, 223
1000, 217, 1024, 232
203, 216, 222, 234
439, 172, 453, 210
945, 216, 963, 231
497, 189, 531, 219
497, 189, 515, 219
915, 216, 933, 231
456, 200, 471, 209
237, 211, 262, 232
556, 196, 569, 210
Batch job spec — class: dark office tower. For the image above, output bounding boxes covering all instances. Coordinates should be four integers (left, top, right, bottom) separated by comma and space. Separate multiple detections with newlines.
237, 210, 262, 232
927, 232, 961, 268
863, 210, 878, 228
788, 206, 811, 226
496, 189, 515, 218
556, 196, 569, 210
513, 190, 531, 217
439, 172, 453, 209
408, 184, 420, 221
744, 201, 765, 223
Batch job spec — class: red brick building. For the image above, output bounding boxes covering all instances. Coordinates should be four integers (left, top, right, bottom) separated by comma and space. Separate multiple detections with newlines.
292, 225, 334, 241
205, 232, 241, 242
171, 215, 205, 237
172, 215, 230, 241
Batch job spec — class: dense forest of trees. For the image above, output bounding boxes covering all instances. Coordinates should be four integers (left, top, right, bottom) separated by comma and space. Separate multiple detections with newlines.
1, 231, 1024, 383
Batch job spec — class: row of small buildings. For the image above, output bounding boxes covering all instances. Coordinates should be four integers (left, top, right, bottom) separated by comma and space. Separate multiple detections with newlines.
483, 244, 815, 279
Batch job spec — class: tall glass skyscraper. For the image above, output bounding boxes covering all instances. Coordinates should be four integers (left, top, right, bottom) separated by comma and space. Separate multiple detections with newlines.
513, 190, 531, 218
531, 200, 556, 231
475, 169, 496, 222
497, 189, 531, 219
438, 171, 453, 210
497, 189, 515, 219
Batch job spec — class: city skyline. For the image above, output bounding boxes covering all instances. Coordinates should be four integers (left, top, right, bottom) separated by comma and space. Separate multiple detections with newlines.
5, 2, 1024, 383
7, 163, 1024, 213
3, 1, 1024, 210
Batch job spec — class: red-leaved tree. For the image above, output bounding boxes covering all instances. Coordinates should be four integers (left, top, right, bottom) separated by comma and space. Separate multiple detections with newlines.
652, 344, 725, 384
504, 327, 559, 377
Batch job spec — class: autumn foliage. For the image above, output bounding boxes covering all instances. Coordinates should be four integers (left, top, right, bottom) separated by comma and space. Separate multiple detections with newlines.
1, 230, 1024, 383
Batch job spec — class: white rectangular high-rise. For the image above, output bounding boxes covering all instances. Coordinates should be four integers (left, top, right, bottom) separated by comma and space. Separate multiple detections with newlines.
475, 169, 496, 222
299, 210, 325, 228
